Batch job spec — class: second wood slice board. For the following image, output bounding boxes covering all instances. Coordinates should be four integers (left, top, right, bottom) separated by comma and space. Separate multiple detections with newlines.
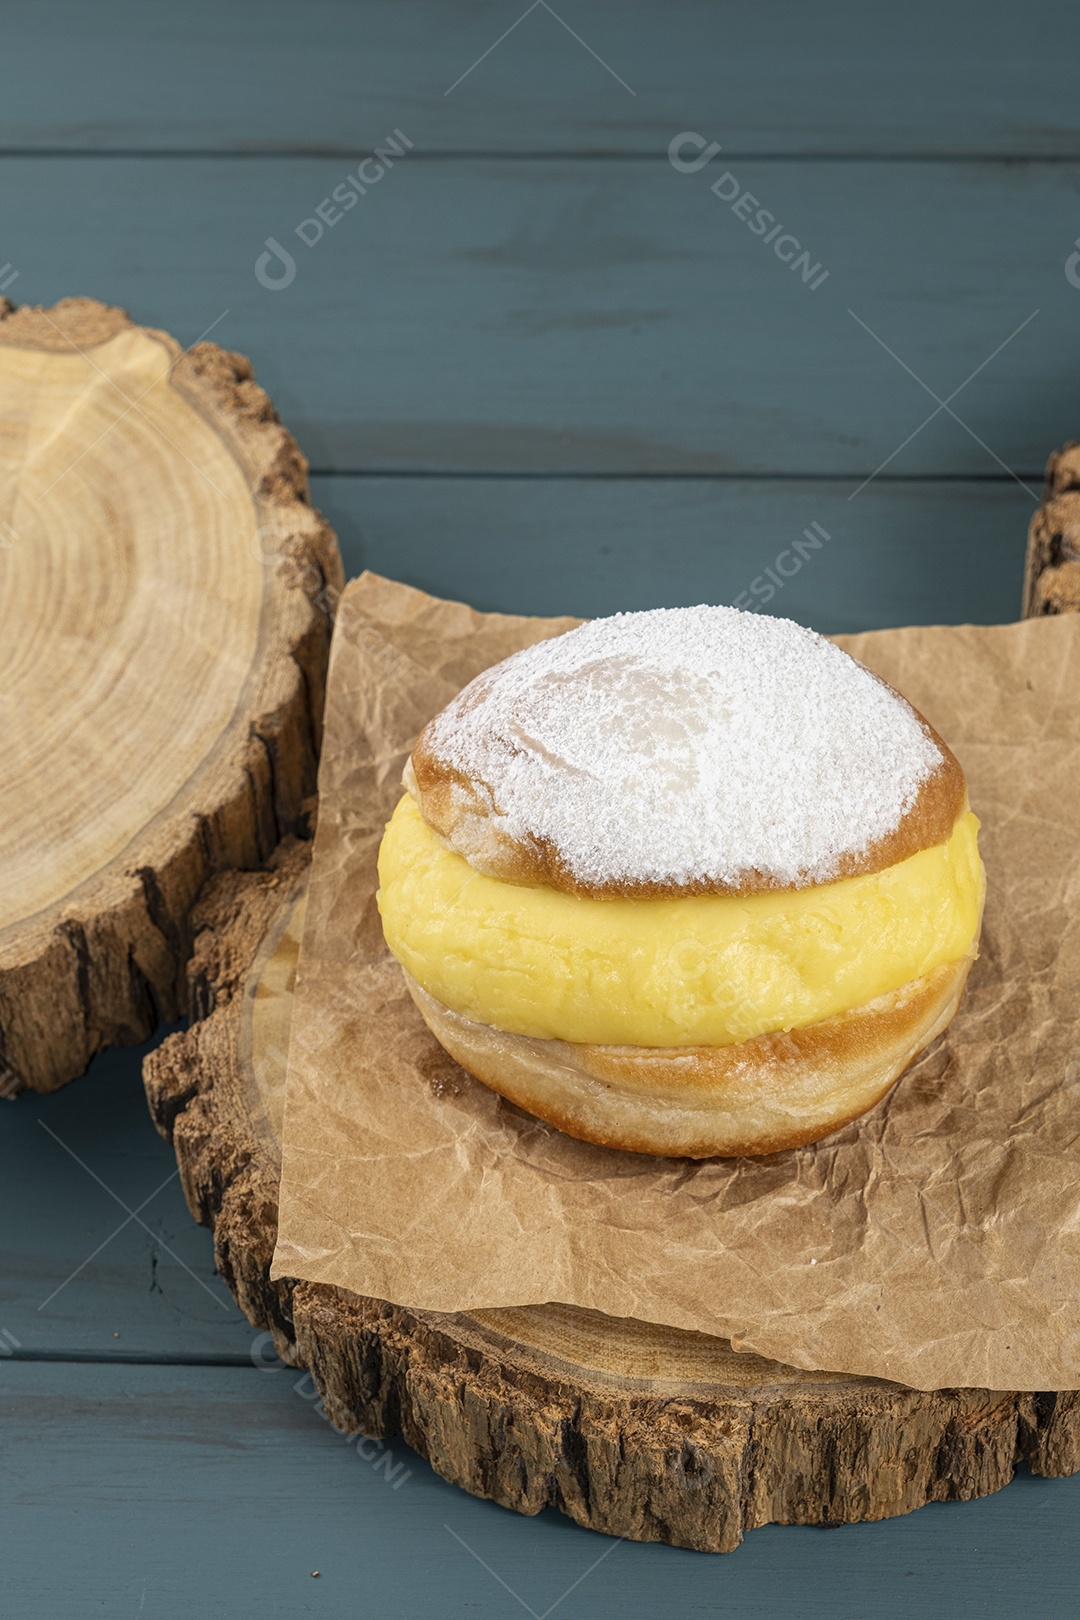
0, 297, 342, 1094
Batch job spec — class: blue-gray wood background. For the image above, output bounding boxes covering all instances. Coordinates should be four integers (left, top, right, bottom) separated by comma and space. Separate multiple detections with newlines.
3, 3, 1079, 1614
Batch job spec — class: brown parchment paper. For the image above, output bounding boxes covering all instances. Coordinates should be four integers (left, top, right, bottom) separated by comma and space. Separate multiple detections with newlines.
271, 571, 1080, 1392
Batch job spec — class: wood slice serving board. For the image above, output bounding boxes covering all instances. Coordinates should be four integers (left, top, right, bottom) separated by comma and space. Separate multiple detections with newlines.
144, 485, 1080, 1553
1024, 440, 1080, 617
0, 298, 342, 1093
144, 840, 1080, 1553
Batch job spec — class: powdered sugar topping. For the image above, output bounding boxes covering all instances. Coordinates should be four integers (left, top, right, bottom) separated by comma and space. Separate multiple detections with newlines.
424, 605, 944, 889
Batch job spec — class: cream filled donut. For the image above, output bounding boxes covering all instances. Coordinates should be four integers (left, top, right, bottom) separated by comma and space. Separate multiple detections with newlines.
377, 605, 984, 1157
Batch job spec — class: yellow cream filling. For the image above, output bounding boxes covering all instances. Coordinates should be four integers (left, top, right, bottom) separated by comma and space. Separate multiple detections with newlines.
377, 793, 984, 1048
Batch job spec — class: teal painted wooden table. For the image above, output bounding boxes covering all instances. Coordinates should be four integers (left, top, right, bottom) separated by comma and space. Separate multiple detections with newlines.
3, 3, 1079, 1613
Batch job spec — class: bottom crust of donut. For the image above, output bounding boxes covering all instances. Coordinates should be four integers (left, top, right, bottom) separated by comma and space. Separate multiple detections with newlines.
402, 955, 975, 1158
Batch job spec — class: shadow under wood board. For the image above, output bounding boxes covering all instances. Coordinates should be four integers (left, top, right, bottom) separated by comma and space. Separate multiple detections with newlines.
0, 298, 342, 1094
143, 490, 1079, 1554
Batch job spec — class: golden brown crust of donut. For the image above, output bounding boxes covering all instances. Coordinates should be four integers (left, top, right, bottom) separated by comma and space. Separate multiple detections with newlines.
408, 676, 967, 900
403, 953, 974, 1158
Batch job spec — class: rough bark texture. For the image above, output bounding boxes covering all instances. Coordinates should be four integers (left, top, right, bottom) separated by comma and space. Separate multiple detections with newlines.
144, 825, 1080, 1553
1024, 440, 1080, 617
0, 298, 343, 1094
